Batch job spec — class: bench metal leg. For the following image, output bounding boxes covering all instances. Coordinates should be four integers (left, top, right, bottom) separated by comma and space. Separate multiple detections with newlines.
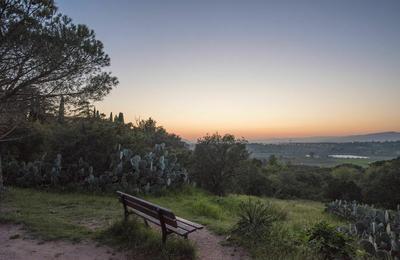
120, 196, 129, 221
162, 231, 167, 244
158, 210, 168, 245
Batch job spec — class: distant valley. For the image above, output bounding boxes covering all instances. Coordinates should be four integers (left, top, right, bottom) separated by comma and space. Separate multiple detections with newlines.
247, 138, 400, 167
252, 131, 400, 144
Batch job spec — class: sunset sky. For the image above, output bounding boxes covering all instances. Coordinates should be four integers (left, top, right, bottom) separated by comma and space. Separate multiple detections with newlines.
57, 0, 400, 141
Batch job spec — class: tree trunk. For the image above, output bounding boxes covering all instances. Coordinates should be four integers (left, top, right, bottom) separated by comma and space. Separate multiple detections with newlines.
0, 154, 4, 191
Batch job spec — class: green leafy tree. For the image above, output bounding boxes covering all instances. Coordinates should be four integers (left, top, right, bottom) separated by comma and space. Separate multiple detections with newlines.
268, 154, 278, 166
361, 157, 400, 208
325, 165, 363, 201
191, 133, 249, 195
235, 159, 272, 196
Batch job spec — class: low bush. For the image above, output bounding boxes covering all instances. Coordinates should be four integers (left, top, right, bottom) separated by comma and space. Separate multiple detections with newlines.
305, 221, 355, 260
97, 218, 196, 260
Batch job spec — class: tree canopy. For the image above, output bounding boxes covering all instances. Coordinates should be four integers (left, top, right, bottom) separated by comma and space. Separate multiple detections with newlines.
191, 133, 249, 195
0, 0, 118, 139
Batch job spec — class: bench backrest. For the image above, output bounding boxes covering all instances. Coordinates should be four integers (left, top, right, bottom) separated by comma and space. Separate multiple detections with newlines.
117, 191, 178, 228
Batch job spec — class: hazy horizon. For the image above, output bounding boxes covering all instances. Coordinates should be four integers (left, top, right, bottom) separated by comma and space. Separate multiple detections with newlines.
57, 0, 400, 141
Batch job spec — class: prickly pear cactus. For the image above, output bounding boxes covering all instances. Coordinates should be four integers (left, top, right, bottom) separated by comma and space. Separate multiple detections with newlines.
326, 200, 400, 257
51, 154, 62, 185
108, 143, 189, 194
1, 141, 188, 194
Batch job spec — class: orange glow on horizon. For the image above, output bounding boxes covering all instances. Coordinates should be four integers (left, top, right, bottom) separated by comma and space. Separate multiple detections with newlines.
119, 114, 400, 141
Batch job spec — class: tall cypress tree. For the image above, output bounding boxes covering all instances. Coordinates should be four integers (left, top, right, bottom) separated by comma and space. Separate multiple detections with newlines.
118, 112, 125, 124
58, 95, 65, 123
109, 112, 113, 122
0, 155, 4, 191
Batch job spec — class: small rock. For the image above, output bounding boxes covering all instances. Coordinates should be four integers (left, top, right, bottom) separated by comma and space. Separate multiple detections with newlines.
9, 234, 20, 239
54, 252, 63, 258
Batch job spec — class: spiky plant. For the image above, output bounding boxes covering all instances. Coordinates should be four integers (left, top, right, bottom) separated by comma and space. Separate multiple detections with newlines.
233, 199, 284, 240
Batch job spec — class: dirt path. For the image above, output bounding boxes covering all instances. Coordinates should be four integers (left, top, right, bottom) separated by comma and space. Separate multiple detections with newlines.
190, 228, 249, 260
0, 224, 249, 260
0, 224, 127, 260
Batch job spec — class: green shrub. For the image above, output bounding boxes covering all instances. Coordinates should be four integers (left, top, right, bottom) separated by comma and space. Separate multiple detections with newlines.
97, 218, 196, 260
232, 199, 286, 240
306, 221, 354, 260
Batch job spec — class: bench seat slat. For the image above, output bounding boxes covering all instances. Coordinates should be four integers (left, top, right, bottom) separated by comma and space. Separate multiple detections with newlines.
176, 216, 203, 229
176, 221, 197, 233
128, 208, 190, 236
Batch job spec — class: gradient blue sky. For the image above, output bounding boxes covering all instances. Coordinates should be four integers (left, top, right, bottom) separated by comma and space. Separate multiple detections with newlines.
57, 0, 400, 140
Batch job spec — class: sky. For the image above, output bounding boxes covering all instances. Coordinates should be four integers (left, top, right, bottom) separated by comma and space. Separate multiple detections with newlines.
57, 0, 400, 141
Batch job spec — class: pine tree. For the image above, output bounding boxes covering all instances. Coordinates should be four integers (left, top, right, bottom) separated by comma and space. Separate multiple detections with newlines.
96, 110, 100, 118
109, 112, 113, 122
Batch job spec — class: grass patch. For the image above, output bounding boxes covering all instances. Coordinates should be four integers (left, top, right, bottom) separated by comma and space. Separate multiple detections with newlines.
333, 158, 372, 168
0, 187, 120, 241
144, 187, 345, 259
97, 218, 196, 260
0, 186, 345, 259
190, 199, 223, 219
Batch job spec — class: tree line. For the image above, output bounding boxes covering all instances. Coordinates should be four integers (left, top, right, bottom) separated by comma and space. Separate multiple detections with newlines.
192, 135, 400, 209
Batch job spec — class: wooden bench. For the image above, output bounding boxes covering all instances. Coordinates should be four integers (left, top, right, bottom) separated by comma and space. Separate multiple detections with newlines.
117, 191, 203, 243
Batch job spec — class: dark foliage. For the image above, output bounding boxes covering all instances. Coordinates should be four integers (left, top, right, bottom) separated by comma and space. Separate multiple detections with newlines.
1, 116, 189, 193
361, 157, 400, 208
190, 133, 249, 195
306, 221, 355, 260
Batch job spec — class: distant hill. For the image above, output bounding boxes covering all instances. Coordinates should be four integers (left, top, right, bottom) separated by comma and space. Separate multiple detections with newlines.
255, 131, 400, 143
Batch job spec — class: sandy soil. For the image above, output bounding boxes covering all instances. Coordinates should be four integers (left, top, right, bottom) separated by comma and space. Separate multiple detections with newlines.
0, 224, 248, 260
0, 224, 127, 260
190, 228, 249, 260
